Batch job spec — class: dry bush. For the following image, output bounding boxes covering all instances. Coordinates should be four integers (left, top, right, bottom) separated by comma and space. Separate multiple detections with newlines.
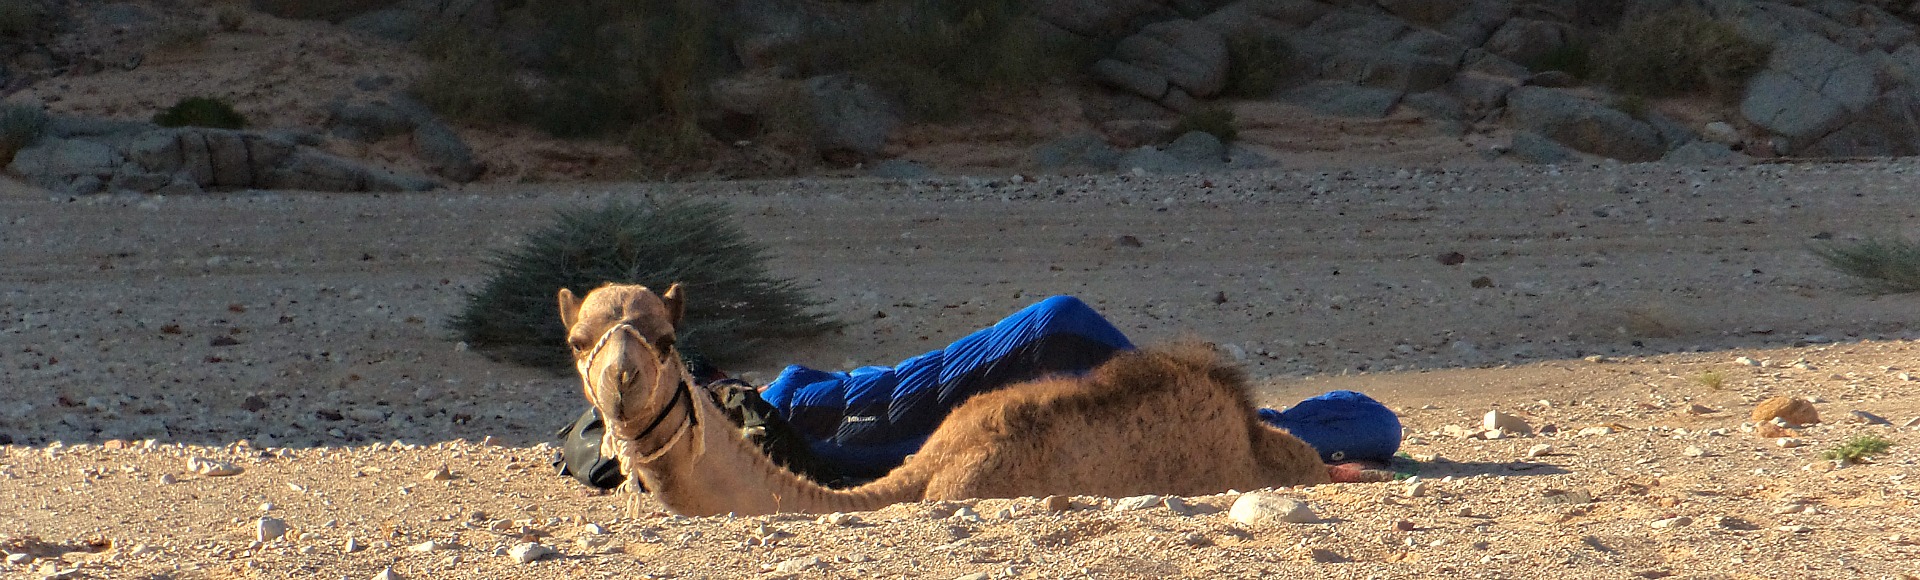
0, 103, 48, 165
1812, 237, 1920, 294
1590, 8, 1769, 100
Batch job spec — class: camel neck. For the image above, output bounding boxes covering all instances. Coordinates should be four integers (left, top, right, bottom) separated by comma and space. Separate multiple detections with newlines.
627, 380, 926, 516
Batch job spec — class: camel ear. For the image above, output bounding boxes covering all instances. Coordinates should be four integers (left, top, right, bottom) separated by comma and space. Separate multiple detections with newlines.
660, 283, 686, 330
557, 288, 582, 330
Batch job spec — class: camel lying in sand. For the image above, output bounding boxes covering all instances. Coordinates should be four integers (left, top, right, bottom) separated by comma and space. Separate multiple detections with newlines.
556, 283, 1332, 516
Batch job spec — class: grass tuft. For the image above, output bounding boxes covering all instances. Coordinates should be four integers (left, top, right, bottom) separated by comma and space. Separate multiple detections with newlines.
451, 199, 841, 369
153, 97, 247, 129
1821, 434, 1894, 464
1590, 8, 1769, 100
1690, 370, 1727, 391
1812, 237, 1920, 294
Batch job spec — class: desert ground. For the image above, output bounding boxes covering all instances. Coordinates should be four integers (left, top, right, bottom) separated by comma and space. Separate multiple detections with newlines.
2, 158, 1920, 579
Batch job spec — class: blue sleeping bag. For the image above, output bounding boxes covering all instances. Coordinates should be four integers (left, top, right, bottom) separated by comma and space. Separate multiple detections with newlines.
761, 295, 1401, 478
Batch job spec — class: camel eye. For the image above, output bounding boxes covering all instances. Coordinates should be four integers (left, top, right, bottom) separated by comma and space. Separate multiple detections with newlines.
654, 336, 675, 353
568, 338, 589, 353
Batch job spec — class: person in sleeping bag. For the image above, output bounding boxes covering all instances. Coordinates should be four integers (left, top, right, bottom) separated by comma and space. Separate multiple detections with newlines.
556, 295, 1401, 489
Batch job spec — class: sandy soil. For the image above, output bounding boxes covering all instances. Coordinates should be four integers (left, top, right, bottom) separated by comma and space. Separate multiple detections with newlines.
3, 158, 1920, 579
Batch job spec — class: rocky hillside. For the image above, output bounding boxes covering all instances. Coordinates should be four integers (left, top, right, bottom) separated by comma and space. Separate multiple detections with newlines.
3, 0, 1919, 194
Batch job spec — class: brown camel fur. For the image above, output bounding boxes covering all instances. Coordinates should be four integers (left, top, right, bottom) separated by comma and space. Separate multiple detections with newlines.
558, 283, 1332, 516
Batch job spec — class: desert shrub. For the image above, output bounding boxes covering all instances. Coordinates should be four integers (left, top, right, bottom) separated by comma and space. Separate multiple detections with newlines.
1821, 435, 1894, 464
0, 103, 48, 164
413, 0, 731, 140
452, 199, 841, 369
783, 0, 1097, 122
412, 26, 528, 124
1613, 93, 1648, 120
1689, 369, 1726, 390
1225, 33, 1294, 98
153, 96, 247, 129
1171, 107, 1237, 143
1812, 237, 1920, 294
1590, 8, 1769, 100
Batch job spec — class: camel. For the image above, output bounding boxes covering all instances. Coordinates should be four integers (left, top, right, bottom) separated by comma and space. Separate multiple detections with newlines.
556, 283, 1333, 516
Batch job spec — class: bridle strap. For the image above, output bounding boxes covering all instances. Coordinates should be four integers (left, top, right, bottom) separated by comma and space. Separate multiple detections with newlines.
583, 323, 700, 460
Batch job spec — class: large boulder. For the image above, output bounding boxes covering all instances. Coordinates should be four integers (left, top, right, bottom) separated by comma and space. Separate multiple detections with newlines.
6, 123, 440, 194
249, 0, 400, 21
1505, 87, 1663, 161
1376, 0, 1473, 25
805, 75, 901, 160
1481, 17, 1570, 69
1198, 0, 1330, 37
1109, 19, 1229, 98
1282, 82, 1404, 118
412, 120, 484, 182
5, 138, 123, 190
1739, 33, 1916, 156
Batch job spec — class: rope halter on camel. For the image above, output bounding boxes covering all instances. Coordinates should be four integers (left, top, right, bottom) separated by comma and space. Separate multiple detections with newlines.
583, 322, 699, 464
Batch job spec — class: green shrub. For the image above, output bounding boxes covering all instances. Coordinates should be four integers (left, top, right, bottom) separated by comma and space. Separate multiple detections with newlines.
1225, 34, 1294, 98
1812, 237, 1920, 294
153, 97, 247, 129
1821, 435, 1894, 464
1591, 8, 1769, 100
452, 199, 841, 369
0, 103, 49, 164
784, 0, 1097, 122
1171, 107, 1238, 143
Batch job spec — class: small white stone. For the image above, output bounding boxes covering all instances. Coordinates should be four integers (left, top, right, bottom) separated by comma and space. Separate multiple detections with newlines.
6, 552, 32, 565
1650, 516, 1693, 529
1578, 426, 1614, 437
582, 523, 608, 535
1735, 356, 1759, 366
951, 507, 981, 522
1484, 410, 1532, 435
825, 513, 856, 526
507, 542, 554, 563
1776, 438, 1806, 448
1229, 493, 1315, 524
1684, 446, 1707, 458
774, 556, 822, 574
1525, 444, 1553, 458
344, 538, 364, 553
408, 540, 442, 552
424, 466, 453, 481
256, 517, 289, 542
187, 457, 242, 476
1406, 481, 1431, 498
373, 567, 401, 580
1114, 494, 1164, 511
158, 473, 177, 485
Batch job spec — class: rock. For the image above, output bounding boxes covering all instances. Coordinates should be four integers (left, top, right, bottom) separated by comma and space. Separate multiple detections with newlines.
1650, 516, 1693, 529
1505, 87, 1663, 162
1030, 132, 1123, 170
1525, 444, 1553, 458
7, 552, 32, 565
1739, 34, 1894, 155
1110, 19, 1229, 98
373, 567, 401, 580
1042, 495, 1073, 512
408, 540, 442, 552
1281, 82, 1404, 118
1376, 0, 1471, 25
1849, 410, 1892, 425
327, 101, 418, 142
1683, 446, 1707, 458
424, 465, 452, 481
1509, 131, 1574, 164
1163, 496, 1192, 515
1538, 489, 1593, 505
774, 556, 821, 573
1163, 131, 1226, 163
1403, 91, 1466, 120
1776, 437, 1806, 448
951, 573, 991, 580
345, 538, 363, 553
1735, 356, 1760, 366
6, 138, 123, 190
507, 542, 554, 563
1229, 493, 1315, 524
1483, 410, 1532, 435
1751, 397, 1819, 425
1662, 140, 1746, 165
1405, 480, 1430, 498
256, 517, 289, 542
824, 512, 857, 526
1525, 70, 1580, 88
1120, 145, 1194, 174
869, 159, 933, 179
1702, 121, 1741, 145
1483, 18, 1571, 69
1114, 494, 1164, 511
806, 75, 901, 160
1092, 59, 1172, 104
341, 8, 426, 42
187, 456, 242, 476
1315, 48, 1457, 93
411, 119, 482, 182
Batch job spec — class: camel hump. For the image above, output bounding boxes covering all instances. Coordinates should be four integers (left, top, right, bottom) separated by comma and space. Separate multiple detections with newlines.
1087, 341, 1251, 402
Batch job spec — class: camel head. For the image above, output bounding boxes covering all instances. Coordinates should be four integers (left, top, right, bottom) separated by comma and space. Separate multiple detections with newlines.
557, 283, 697, 457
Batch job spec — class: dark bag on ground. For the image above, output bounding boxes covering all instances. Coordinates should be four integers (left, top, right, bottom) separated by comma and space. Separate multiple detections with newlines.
554, 379, 852, 490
